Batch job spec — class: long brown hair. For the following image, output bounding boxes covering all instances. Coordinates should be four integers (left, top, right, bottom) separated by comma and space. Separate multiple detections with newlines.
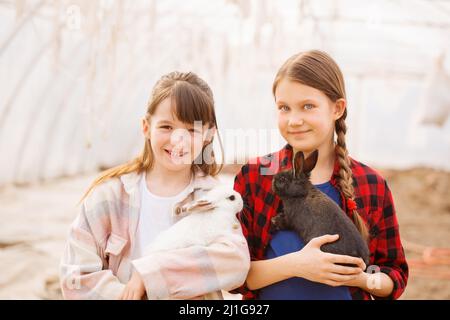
273, 50, 369, 241
80, 71, 223, 202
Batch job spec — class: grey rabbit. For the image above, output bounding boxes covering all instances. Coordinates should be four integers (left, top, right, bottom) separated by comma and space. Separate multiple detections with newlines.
271, 150, 370, 267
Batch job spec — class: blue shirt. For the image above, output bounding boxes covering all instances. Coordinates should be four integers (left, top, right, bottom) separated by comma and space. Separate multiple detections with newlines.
258, 181, 352, 300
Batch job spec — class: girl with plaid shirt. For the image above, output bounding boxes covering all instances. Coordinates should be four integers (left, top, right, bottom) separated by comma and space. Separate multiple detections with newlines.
231, 50, 408, 300
60, 72, 250, 300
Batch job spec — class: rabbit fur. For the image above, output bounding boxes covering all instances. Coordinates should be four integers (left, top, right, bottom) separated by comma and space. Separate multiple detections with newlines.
271, 150, 370, 266
143, 185, 243, 254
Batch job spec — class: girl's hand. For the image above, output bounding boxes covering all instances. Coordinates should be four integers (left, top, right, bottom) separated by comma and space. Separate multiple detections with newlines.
285, 234, 367, 287
119, 271, 146, 300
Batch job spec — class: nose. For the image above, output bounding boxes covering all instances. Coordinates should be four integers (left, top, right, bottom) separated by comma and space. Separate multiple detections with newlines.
288, 112, 304, 127
170, 128, 192, 147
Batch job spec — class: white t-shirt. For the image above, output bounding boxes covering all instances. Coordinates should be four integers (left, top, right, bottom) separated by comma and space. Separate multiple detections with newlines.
133, 173, 193, 258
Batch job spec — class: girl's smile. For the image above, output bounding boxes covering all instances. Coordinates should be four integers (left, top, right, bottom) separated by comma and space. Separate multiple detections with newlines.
164, 148, 190, 162
288, 129, 312, 136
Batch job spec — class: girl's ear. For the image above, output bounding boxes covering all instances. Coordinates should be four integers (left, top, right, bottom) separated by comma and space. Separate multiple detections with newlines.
142, 117, 150, 138
293, 151, 304, 178
333, 98, 347, 120
303, 150, 319, 174
203, 126, 216, 145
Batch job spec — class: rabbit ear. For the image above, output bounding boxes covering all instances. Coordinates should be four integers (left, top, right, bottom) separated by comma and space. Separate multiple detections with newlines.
181, 199, 216, 214
293, 151, 305, 178
303, 150, 319, 174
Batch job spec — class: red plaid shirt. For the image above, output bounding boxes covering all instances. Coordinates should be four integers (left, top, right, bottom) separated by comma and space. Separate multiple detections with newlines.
231, 144, 408, 300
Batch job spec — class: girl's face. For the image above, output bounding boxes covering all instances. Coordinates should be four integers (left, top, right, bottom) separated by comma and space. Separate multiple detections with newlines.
142, 97, 213, 173
275, 78, 346, 153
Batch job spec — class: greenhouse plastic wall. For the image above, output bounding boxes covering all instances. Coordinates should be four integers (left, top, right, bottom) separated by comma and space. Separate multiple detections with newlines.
0, 0, 449, 186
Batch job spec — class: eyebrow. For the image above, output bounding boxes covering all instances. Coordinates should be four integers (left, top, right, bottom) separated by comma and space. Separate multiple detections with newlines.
276, 98, 319, 106
155, 120, 174, 125
156, 119, 197, 128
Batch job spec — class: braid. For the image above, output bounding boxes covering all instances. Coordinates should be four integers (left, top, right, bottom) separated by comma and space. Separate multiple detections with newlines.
335, 117, 370, 242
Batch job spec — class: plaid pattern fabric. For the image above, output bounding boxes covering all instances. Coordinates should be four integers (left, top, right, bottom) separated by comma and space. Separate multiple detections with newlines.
231, 144, 408, 300
60, 171, 250, 300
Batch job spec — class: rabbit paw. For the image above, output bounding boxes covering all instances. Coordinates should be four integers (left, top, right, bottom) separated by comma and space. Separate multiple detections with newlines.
271, 213, 288, 231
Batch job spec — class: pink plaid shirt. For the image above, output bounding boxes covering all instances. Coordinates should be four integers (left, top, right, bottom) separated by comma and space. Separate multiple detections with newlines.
60, 170, 250, 300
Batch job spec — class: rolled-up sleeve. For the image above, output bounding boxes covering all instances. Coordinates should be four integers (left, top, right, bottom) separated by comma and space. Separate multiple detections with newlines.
372, 182, 409, 300
131, 226, 250, 299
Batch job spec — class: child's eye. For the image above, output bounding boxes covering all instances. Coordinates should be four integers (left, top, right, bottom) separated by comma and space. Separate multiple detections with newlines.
303, 104, 315, 110
160, 126, 172, 130
278, 105, 290, 112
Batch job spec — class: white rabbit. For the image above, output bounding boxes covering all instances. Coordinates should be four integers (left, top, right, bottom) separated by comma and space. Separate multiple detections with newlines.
143, 186, 243, 254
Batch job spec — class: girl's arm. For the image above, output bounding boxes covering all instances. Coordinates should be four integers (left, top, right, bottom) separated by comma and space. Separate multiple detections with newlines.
238, 235, 394, 297
131, 226, 250, 299
246, 234, 366, 290
246, 256, 294, 290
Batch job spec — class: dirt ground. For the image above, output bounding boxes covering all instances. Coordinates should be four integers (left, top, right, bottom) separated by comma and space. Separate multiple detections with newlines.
379, 168, 450, 299
0, 166, 449, 300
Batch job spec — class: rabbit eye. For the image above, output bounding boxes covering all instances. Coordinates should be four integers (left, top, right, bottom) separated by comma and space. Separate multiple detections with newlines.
228, 195, 235, 201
